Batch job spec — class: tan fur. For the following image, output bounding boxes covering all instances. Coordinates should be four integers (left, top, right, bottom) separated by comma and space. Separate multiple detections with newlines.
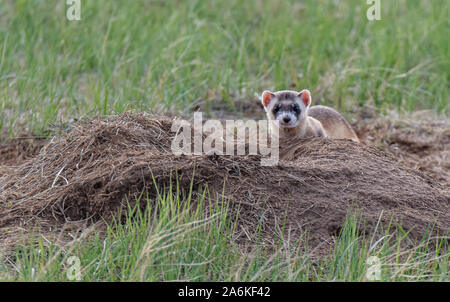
308, 105, 360, 142
278, 108, 360, 143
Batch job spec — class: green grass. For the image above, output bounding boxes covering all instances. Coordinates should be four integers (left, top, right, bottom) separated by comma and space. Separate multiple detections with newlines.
0, 185, 448, 282
0, 0, 448, 136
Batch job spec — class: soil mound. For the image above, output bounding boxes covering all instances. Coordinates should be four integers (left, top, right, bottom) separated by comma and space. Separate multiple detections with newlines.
352, 108, 450, 185
0, 113, 448, 254
0, 137, 45, 167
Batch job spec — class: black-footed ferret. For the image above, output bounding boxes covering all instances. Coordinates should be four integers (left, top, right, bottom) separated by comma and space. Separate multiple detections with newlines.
261, 89, 360, 143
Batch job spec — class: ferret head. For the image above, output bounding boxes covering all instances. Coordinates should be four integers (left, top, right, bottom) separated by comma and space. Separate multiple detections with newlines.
261, 89, 312, 128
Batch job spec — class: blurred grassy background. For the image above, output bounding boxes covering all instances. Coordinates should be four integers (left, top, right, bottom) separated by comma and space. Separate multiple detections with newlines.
0, 0, 448, 136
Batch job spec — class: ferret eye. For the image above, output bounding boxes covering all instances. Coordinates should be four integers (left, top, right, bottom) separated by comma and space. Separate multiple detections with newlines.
273, 105, 280, 113
292, 104, 300, 112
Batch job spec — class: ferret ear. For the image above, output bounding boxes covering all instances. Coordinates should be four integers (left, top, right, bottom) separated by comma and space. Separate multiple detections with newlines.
298, 89, 311, 107
261, 90, 275, 107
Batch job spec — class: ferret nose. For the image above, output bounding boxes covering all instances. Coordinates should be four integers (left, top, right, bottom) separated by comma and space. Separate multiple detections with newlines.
283, 116, 291, 123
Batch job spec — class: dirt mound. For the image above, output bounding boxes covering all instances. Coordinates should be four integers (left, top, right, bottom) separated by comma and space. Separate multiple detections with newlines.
0, 137, 46, 180
352, 108, 450, 186
0, 112, 449, 255
0, 137, 45, 165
